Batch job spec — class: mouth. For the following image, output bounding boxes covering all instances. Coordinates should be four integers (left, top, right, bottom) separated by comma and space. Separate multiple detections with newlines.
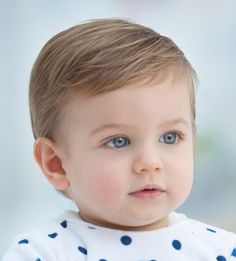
129, 184, 166, 199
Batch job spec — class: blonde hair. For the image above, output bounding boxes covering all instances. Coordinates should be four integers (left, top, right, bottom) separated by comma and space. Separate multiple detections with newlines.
29, 18, 197, 145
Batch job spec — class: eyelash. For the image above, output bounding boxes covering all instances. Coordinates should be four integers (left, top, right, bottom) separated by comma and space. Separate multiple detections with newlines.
103, 135, 130, 149
102, 131, 184, 149
159, 131, 184, 145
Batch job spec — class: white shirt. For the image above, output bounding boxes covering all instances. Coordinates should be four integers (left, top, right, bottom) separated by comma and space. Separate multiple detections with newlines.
3, 211, 236, 261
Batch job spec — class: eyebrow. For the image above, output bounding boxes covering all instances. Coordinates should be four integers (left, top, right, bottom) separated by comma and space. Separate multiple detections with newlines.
89, 123, 134, 137
159, 118, 191, 129
89, 118, 191, 137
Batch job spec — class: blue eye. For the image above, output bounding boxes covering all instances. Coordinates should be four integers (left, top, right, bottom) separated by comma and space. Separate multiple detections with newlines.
105, 136, 130, 149
159, 132, 180, 144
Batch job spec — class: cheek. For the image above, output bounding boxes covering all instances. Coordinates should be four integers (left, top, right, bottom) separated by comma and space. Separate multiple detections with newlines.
179, 157, 193, 188
169, 153, 193, 195
86, 165, 124, 203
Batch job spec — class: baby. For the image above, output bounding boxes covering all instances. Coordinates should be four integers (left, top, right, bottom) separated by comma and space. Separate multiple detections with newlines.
3, 18, 236, 261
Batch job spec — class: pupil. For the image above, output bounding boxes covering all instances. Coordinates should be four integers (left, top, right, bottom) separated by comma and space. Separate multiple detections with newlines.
165, 133, 176, 143
115, 137, 125, 147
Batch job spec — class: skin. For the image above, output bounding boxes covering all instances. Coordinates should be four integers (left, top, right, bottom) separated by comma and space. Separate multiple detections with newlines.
34, 74, 194, 231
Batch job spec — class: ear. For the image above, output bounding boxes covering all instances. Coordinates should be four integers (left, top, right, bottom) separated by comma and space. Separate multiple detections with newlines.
33, 138, 70, 191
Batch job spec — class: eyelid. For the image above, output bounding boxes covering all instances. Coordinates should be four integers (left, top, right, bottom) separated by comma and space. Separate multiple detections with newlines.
101, 134, 129, 144
162, 130, 184, 136
101, 135, 131, 149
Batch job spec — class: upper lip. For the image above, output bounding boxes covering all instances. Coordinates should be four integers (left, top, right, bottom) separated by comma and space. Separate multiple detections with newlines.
129, 184, 165, 194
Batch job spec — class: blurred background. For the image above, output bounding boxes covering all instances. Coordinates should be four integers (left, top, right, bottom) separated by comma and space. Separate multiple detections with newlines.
1, 0, 236, 257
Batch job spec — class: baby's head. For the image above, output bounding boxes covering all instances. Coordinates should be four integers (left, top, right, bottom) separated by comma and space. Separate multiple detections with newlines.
30, 19, 197, 231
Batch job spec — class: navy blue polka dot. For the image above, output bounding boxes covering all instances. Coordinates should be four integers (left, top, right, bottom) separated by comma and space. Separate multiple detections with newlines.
78, 246, 87, 255
18, 239, 29, 244
216, 256, 227, 261
88, 226, 96, 229
207, 228, 216, 233
120, 235, 132, 246
48, 232, 58, 238
60, 220, 67, 228
172, 239, 182, 250
99, 259, 107, 261
232, 248, 236, 257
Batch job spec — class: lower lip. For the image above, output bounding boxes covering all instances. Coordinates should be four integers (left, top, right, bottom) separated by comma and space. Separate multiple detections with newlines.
129, 190, 165, 199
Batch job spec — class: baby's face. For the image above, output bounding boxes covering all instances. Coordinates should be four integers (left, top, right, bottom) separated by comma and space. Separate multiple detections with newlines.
61, 75, 194, 231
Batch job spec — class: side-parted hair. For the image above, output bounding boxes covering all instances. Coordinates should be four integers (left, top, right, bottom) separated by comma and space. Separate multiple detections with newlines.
29, 18, 198, 144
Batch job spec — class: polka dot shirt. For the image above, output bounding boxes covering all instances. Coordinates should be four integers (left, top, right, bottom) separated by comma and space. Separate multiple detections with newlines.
3, 211, 236, 260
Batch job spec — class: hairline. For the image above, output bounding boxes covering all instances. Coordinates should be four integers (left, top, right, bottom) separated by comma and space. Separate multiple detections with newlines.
55, 67, 196, 155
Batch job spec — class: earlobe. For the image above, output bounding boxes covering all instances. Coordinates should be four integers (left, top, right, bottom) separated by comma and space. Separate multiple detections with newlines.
33, 138, 70, 191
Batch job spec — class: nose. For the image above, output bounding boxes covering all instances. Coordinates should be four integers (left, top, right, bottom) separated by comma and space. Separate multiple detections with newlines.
132, 146, 164, 175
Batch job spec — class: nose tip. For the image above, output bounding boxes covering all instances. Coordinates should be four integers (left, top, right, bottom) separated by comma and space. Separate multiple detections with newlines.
136, 165, 161, 175
132, 154, 163, 175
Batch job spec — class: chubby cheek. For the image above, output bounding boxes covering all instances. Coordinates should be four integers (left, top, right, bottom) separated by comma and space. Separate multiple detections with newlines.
169, 159, 193, 206
174, 173, 193, 198
84, 166, 124, 206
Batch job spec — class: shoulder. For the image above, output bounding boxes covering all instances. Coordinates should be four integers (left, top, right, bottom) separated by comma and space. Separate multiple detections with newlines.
182, 213, 236, 257
2, 211, 87, 261
186, 215, 236, 240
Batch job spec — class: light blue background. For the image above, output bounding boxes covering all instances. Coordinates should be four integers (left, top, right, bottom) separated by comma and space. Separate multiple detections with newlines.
1, 0, 236, 257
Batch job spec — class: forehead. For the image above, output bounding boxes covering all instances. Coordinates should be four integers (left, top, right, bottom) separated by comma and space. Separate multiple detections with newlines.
63, 75, 192, 131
